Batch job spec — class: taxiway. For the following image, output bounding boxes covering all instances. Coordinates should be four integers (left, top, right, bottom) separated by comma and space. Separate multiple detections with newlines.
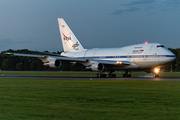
0, 75, 180, 81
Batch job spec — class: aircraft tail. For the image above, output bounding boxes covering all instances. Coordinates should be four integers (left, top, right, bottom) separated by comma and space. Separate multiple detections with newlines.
58, 18, 84, 52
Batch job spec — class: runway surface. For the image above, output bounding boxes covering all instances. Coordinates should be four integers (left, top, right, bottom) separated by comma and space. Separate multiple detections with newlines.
0, 75, 180, 81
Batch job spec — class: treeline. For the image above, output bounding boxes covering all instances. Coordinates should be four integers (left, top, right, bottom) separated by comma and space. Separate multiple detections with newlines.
0, 48, 180, 71
166, 48, 180, 71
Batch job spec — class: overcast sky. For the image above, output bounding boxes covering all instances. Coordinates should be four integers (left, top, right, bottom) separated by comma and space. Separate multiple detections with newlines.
0, 0, 180, 52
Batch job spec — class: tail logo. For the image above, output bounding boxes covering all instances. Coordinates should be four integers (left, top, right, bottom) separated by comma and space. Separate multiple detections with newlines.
62, 32, 71, 40
72, 42, 79, 50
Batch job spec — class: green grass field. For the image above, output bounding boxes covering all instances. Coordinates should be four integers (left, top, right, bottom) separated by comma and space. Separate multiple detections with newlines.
0, 71, 180, 77
0, 78, 180, 119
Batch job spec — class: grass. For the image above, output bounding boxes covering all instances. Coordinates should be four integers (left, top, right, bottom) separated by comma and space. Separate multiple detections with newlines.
0, 79, 180, 119
0, 71, 180, 77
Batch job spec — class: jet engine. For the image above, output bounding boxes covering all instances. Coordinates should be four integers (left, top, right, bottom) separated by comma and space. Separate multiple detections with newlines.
49, 59, 61, 68
89, 63, 104, 71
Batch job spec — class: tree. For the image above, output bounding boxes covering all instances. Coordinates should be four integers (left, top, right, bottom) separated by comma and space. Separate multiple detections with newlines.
30, 61, 37, 71
2, 59, 10, 70
16, 62, 24, 70
175, 55, 180, 70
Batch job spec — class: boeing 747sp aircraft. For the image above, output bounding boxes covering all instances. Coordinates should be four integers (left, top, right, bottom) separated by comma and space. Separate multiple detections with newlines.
7, 18, 176, 78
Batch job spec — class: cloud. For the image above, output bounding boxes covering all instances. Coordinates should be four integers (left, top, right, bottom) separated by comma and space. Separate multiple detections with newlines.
121, 0, 155, 6
124, 0, 155, 6
111, 8, 140, 15
160, 0, 180, 12
111, 0, 180, 16
111, 0, 155, 16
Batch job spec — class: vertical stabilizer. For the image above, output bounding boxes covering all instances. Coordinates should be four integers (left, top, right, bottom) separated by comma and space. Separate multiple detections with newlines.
58, 18, 84, 52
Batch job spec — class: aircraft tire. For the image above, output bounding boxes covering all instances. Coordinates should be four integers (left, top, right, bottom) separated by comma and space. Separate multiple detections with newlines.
101, 74, 104, 78
96, 74, 99, 78
154, 74, 159, 78
123, 74, 126, 77
128, 74, 131, 77
113, 74, 116, 78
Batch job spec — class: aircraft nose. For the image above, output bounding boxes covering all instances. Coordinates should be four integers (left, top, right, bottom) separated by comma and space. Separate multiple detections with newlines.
169, 52, 176, 62
172, 54, 176, 61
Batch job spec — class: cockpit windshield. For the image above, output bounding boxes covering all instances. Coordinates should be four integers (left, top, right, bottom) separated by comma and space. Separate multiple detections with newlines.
157, 45, 165, 48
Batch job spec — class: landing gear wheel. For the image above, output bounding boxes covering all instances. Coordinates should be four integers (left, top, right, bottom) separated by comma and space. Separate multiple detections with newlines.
96, 71, 116, 78
123, 74, 126, 77
107, 72, 116, 78
113, 74, 116, 78
128, 74, 131, 77
96, 74, 99, 78
96, 73, 107, 78
154, 74, 159, 78
122, 71, 131, 78
108, 74, 112, 78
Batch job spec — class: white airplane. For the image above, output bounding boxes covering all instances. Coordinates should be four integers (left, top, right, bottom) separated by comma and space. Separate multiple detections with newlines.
7, 18, 176, 78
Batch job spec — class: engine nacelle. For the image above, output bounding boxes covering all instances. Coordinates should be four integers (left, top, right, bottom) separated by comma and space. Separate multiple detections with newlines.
49, 59, 61, 68
90, 63, 104, 71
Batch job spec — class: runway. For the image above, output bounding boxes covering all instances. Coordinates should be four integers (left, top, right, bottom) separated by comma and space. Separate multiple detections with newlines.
0, 75, 180, 81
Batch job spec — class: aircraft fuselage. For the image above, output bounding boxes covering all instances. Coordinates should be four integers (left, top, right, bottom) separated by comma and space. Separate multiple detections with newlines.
61, 43, 175, 71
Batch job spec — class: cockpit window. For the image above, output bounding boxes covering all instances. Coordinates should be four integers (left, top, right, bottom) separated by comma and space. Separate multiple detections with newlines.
157, 45, 165, 48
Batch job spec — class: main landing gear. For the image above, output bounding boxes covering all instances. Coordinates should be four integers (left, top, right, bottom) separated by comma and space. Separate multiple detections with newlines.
96, 71, 132, 78
96, 71, 116, 78
122, 71, 131, 78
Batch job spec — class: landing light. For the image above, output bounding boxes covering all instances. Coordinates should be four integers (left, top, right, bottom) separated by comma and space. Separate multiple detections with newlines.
145, 42, 148, 44
154, 68, 159, 73
117, 61, 122, 64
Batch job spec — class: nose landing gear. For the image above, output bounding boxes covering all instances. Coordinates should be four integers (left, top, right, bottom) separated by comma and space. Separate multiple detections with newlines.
153, 74, 159, 78
152, 67, 164, 78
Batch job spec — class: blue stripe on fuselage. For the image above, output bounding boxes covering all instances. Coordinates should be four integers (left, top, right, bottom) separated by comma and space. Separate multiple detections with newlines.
78, 55, 176, 59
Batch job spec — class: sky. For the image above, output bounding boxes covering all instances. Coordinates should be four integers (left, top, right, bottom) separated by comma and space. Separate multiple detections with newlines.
0, 0, 180, 52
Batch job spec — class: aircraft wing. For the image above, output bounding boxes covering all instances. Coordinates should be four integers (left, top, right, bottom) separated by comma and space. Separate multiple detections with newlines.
6, 53, 47, 58
5, 53, 87, 62
5, 53, 130, 65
